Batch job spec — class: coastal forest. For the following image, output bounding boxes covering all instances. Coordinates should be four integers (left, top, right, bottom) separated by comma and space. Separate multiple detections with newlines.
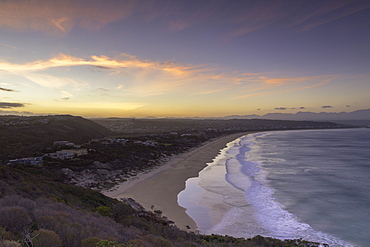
0, 115, 343, 246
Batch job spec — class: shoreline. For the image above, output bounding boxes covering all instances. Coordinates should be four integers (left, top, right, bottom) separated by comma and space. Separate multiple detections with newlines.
103, 132, 250, 231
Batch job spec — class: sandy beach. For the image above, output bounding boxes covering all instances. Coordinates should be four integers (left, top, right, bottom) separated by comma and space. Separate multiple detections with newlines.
103, 132, 249, 231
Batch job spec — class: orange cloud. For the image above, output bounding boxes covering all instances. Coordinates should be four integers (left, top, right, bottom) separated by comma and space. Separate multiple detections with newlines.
233, 76, 335, 100
279, 80, 333, 94
0, 0, 135, 36
1, 43, 18, 50
263, 76, 320, 84
0, 53, 209, 95
192, 88, 228, 95
0, 52, 339, 99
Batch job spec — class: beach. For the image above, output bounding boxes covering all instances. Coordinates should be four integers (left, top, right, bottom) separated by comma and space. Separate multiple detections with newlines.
103, 132, 248, 231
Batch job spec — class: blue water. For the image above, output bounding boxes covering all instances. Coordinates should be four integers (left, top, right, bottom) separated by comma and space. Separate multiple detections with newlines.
178, 128, 370, 247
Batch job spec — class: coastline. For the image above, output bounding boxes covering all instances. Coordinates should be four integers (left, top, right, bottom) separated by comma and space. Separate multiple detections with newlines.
103, 132, 250, 231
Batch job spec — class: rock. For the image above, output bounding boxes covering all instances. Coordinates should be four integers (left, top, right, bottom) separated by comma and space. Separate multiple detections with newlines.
120, 198, 146, 212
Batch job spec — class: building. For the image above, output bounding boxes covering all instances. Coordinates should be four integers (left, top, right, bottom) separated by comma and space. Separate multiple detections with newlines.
7, 157, 43, 166
53, 141, 75, 147
44, 148, 88, 160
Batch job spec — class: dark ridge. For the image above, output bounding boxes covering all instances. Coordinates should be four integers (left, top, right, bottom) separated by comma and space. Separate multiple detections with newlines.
0, 115, 111, 161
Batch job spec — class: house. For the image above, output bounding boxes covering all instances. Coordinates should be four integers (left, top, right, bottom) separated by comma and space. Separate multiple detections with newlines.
7, 157, 43, 166
53, 141, 75, 147
44, 148, 88, 160
67, 148, 88, 156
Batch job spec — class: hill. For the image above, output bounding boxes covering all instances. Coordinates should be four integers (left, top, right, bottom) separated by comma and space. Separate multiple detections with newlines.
0, 115, 336, 246
0, 115, 111, 162
224, 108, 370, 122
0, 164, 326, 247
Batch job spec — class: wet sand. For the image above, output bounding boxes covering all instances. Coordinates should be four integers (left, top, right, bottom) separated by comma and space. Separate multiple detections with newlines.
103, 133, 248, 231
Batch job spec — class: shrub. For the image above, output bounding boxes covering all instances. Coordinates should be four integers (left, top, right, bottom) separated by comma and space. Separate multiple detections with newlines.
31, 229, 62, 247
80, 236, 101, 247
0, 206, 32, 231
95, 240, 128, 247
95, 206, 112, 217
0, 195, 36, 212
0, 240, 21, 247
129, 235, 173, 247
112, 203, 135, 223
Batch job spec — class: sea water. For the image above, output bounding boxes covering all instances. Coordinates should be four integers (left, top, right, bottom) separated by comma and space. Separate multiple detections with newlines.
178, 128, 370, 247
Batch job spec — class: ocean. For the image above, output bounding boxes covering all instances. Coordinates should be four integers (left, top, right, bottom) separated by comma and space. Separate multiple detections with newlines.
178, 128, 370, 247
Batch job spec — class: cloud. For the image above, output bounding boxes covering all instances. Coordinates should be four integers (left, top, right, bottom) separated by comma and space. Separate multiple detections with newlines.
22, 73, 85, 89
1, 0, 368, 40
1, 43, 18, 50
290, 106, 306, 110
322, 105, 333, 109
262, 75, 336, 85
0, 110, 33, 115
0, 102, 25, 108
192, 88, 228, 95
274, 107, 287, 110
0, 86, 17, 92
233, 74, 336, 100
0, 0, 136, 37
224, 0, 370, 38
95, 66, 113, 70
293, 1, 370, 31
226, 1, 289, 38
61, 90, 73, 100
0, 53, 211, 95
165, 1, 217, 31
0, 53, 339, 99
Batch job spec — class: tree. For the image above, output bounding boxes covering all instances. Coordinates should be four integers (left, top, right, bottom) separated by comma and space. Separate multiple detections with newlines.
31, 229, 62, 247
0, 207, 32, 232
80, 236, 101, 247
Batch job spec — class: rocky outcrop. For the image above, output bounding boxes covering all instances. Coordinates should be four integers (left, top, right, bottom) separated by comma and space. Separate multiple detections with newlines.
61, 161, 128, 190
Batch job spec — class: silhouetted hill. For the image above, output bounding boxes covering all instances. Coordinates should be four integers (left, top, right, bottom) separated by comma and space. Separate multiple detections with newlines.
0, 115, 111, 161
224, 109, 370, 121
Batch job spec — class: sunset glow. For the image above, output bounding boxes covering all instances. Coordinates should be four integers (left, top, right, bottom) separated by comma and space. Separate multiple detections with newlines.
1, 0, 369, 118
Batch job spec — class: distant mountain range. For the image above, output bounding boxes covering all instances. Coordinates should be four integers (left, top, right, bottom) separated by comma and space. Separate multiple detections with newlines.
224, 109, 370, 121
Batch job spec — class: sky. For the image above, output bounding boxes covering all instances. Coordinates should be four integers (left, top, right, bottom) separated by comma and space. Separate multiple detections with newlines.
0, 0, 369, 118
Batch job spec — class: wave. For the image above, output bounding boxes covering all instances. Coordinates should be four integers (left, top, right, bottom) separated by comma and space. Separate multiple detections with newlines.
179, 132, 355, 247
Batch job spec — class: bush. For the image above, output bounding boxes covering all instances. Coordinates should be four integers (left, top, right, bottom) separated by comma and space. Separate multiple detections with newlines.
95, 206, 112, 217
0, 206, 32, 231
95, 240, 128, 247
0, 240, 21, 247
80, 236, 101, 247
112, 203, 135, 223
31, 229, 62, 247
128, 235, 173, 247
0, 195, 36, 212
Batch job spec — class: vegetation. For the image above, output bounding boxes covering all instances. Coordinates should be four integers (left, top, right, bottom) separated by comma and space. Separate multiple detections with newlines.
0, 115, 110, 162
0, 165, 326, 247
0, 115, 338, 246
